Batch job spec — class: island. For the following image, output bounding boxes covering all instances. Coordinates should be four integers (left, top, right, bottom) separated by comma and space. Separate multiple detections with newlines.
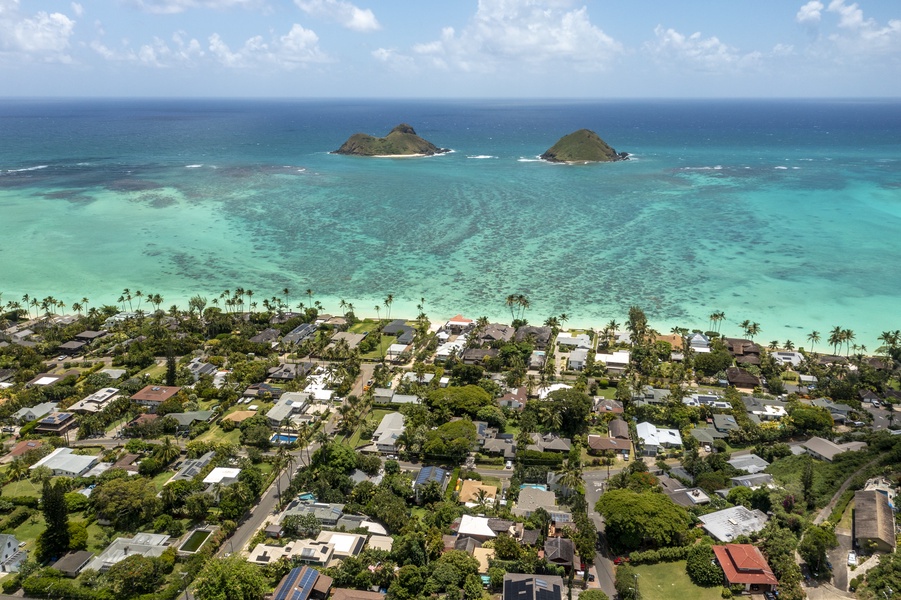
540, 128, 629, 163
333, 123, 450, 157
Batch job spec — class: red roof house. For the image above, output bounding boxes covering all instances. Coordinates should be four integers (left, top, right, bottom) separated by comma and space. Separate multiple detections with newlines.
712, 544, 778, 592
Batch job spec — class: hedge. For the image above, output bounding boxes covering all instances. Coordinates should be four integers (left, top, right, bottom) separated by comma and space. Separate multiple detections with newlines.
628, 545, 690, 565
0, 506, 33, 531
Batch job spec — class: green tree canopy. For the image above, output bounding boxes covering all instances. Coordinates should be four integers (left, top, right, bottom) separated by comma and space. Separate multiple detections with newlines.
686, 543, 722, 586
426, 385, 493, 418
595, 489, 691, 551
194, 555, 267, 600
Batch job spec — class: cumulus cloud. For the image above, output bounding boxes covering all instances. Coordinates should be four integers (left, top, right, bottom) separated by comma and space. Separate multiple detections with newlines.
90, 32, 203, 67
207, 23, 330, 68
824, 0, 901, 56
796, 1, 824, 24
71, 2, 84, 17
646, 25, 761, 72
295, 0, 379, 32
406, 0, 621, 72
130, 0, 261, 15
0, 1, 77, 62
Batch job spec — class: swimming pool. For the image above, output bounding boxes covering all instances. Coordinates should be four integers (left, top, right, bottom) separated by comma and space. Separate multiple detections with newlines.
270, 433, 298, 444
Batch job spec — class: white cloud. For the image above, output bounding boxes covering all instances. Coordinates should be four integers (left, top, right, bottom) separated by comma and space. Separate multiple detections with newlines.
130, 0, 261, 15
408, 0, 622, 73
208, 23, 330, 68
646, 25, 761, 72
371, 47, 414, 70
0, 2, 77, 62
824, 0, 901, 56
90, 31, 204, 67
295, 0, 380, 32
71, 2, 84, 18
796, 1, 824, 24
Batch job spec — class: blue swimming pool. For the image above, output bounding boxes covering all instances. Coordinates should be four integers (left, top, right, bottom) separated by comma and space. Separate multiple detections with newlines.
270, 433, 298, 444
519, 484, 548, 491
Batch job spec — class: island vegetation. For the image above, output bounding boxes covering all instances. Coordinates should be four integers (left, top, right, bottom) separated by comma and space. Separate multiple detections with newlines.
540, 129, 628, 163
333, 124, 449, 157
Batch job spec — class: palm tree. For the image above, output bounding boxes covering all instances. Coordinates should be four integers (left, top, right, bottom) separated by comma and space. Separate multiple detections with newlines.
747, 322, 760, 340
156, 436, 181, 465
842, 329, 855, 357
517, 295, 530, 320
505, 294, 518, 321
807, 331, 821, 355
134, 290, 143, 310
306, 288, 314, 309
374, 305, 381, 322
556, 458, 583, 497
768, 340, 780, 351
828, 326, 843, 355
473, 487, 492, 514
384, 294, 394, 322
784, 340, 795, 351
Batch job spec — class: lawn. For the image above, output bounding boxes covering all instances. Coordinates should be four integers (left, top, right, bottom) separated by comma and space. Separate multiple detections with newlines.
12, 513, 45, 551
152, 469, 176, 491
349, 320, 381, 334
632, 561, 724, 600
361, 336, 397, 361
195, 424, 241, 445
2, 478, 46, 498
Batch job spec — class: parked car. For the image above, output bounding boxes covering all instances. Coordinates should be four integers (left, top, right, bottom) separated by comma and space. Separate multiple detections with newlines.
504, 460, 513, 469
848, 551, 857, 566
764, 592, 777, 600
613, 557, 629, 565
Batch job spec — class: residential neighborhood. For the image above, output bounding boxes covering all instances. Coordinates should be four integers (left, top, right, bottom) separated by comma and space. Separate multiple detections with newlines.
0, 297, 900, 600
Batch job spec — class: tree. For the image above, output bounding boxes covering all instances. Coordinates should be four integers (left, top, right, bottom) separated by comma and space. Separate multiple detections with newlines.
801, 455, 815, 509
282, 513, 321, 539
388, 565, 424, 600
614, 564, 638, 600
578, 592, 609, 600
106, 554, 163, 596
799, 525, 837, 577
91, 477, 161, 531
686, 543, 722, 586
595, 489, 691, 551
36, 480, 70, 562
194, 555, 267, 600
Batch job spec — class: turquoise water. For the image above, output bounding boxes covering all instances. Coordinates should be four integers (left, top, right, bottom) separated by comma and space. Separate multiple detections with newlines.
1, 99, 899, 347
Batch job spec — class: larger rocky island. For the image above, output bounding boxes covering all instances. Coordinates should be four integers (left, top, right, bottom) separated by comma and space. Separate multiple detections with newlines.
333, 124, 450, 156
540, 128, 629, 163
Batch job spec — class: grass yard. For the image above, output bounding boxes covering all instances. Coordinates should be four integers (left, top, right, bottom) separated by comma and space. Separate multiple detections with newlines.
2, 478, 45, 498
361, 336, 397, 361
12, 513, 45, 551
152, 469, 176, 491
632, 561, 724, 600
195, 424, 241, 445
349, 320, 381, 334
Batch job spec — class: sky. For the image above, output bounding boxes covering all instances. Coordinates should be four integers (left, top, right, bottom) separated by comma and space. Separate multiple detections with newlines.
1, 0, 900, 97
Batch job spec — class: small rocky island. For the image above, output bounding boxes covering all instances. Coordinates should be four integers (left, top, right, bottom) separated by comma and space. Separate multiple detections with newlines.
540, 129, 629, 163
333, 124, 450, 157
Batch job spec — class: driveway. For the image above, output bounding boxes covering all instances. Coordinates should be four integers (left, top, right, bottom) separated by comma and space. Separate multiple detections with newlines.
829, 532, 853, 591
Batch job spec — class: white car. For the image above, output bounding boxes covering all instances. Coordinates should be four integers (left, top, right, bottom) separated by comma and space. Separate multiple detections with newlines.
504, 461, 513, 469
848, 551, 857, 566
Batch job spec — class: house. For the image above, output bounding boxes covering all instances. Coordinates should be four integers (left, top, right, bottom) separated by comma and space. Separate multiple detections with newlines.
498, 387, 527, 410
34, 412, 78, 435
462, 348, 498, 365
515, 326, 553, 350
110, 453, 141, 474
386, 343, 410, 362
854, 490, 896, 553
281, 502, 345, 528
513, 487, 571, 523
458, 480, 498, 506
0, 534, 26, 573
527, 433, 571, 453
372, 412, 405, 454
556, 333, 591, 350
30, 447, 98, 478
12, 401, 58, 424
773, 351, 803, 367
187, 358, 217, 381
482, 433, 516, 459
167, 410, 214, 430
85, 533, 170, 572
267, 392, 311, 427
503, 574, 564, 600
632, 386, 671, 407
249, 328, 281, 345
741, 396, 787, 421
69, 388, 119, 414
243, 382, 284, 399
594, 351, 631, 373
1, 439, 44, 464
635, 422, 682, 456
445, 315, 474, 334
711, 544, 777, 592
248, 541, 333, 567
315, 531, 366, 558
58, 340, 86, 355
202, 467, 242, 491
75, 330, 107, 342
130, 385, 181, 412
723, 338, 762, 365
587, 435, 630, 459
167, 451, 215, 483
283, 323, 318, 345
544, 537, 575, 571
529, 351, 547, 371
50, 550, 94, 578
367, 535, 393, 553
699, 506, 769, 542
811, 398, 853, 422
329, 332, 367, 350
608, 418, 630, 440
457, 515, 497, 541
414, 466, 448, 499
568, 349, 588, 371
402, 372, 435, 385
479, 324, 515, 345
690, 426, 729, 445
802, 437, 868, 462
594, 399, 624, 415
727, 454, 770, 474
730, 474, 774, 488
725, 367, 760, 389
688, 333, 711, 351
272, 566, 333, 600
268, 362, 315, 381
712, 413, 741, 434
26, 373, 64, 387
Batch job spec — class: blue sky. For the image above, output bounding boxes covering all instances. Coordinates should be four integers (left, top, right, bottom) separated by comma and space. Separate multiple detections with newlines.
1, 0, 900, 97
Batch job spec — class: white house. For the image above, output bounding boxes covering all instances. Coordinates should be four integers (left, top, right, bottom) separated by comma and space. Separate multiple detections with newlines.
635, 422, 682, 456
30, 447, 98, 478
568, 349, 589, 371
372, 412, 405, 454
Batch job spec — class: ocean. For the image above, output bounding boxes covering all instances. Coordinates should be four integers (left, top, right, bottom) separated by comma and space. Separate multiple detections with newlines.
1, 98, 899, 348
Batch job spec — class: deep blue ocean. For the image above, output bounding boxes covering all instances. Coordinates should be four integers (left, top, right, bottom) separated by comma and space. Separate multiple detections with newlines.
1, 99, 899, 346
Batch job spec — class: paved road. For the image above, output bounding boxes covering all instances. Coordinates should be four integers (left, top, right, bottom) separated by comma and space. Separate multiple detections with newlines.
863, 404, 896, 430
351, 362, 377, 398
829, 532, 853, 592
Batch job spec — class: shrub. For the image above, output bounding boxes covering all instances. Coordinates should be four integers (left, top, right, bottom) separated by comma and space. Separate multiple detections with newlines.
629, 546, 690, 565
686, 544, 722, 586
